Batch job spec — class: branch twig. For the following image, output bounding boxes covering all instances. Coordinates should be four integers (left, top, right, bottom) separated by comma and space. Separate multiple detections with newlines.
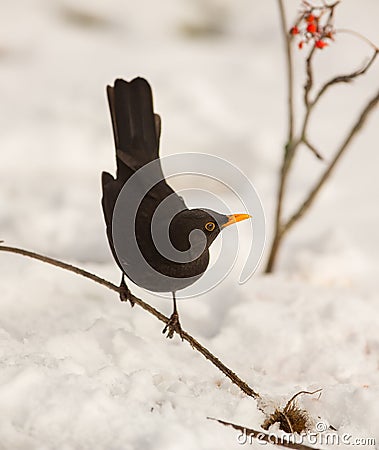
313, 50, 378, 105
265, 2, 379, 273
304, 47, 316, 108
337, 28, 379, 52
284, 389, 322, 410
284, 87, 379, 232
0, 243, 261, 401
302, 138, 324, 160
278, 0, 295, 144
266, 1, 297, 273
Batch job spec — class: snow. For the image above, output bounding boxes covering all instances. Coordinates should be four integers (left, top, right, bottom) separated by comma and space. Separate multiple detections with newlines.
1, 0, 379, 448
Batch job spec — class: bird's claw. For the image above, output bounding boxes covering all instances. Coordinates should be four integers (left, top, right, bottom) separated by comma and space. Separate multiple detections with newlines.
162, 312, 183, 340
119, 279, 134, 307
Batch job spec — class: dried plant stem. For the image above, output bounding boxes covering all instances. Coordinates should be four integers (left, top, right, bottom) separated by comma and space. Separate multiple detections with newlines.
284, 88, 379, 232
268, 0, 296, 274
277, 0, 295, 144
267, 86, 379, 270
0, 243, 260, 401
284, 389, 322, 410
337, 28, 379, 52
265, 2, 379, 273
313, 50, 378, 104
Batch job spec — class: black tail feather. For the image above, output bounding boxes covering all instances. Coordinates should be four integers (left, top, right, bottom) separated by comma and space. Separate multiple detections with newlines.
107, 78, 158, 181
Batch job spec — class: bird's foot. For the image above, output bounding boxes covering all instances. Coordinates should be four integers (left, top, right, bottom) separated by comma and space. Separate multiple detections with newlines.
119, 278, 134, 307
162, 312, 183, 340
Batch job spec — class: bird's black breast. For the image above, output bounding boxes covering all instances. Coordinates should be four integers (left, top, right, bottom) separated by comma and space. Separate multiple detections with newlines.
119, 191, 211, 292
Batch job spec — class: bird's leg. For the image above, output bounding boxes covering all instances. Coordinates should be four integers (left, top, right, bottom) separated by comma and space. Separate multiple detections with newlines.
119, 274, 134, 307
162, 292, 183, 340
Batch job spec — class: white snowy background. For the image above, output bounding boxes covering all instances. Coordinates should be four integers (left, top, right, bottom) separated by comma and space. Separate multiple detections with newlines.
1, 0, 379, 448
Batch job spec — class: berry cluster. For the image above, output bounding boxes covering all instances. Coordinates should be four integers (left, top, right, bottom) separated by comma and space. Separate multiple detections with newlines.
290, 1, 337, 50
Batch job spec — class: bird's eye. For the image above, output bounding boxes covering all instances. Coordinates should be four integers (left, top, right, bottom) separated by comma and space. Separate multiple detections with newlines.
205, 222, 216, 232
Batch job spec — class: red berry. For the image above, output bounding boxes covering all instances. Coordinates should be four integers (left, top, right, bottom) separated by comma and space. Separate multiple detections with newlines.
298, 41, 304, 49
315, 40, 327, 49
307, 23, 317, 34
290, 26, 299, 35
306, 14, 315, 23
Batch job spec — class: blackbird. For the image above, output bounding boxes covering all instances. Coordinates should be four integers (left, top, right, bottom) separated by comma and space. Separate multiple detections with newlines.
101, 78, 250, 338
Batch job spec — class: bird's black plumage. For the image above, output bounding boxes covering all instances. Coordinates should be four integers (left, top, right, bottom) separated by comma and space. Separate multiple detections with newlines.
101, 78, 250, 337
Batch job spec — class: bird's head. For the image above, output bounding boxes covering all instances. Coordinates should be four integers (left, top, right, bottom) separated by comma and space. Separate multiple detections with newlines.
169, 208, 251, 253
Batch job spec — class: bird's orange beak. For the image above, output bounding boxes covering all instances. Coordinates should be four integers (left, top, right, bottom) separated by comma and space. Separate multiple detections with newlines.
222, 214, 251, 228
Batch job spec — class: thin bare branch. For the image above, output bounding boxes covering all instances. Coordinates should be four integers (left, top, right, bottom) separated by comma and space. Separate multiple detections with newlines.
313, 50, 378, 104
304, 47, 316, 107
0, 243, 261, 401
299, 51, 377, 161
284, 389, 323, 411
284, 87, 379, 232
266, 1, 378, 274
266, 1, 298, 273
302, 138, 324, 160
208, 418, 324, 450
337, 28, 379, 52
277, 0, 295, 144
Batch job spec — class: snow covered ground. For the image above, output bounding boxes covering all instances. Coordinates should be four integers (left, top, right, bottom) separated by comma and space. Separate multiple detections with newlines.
1, 0, 379, 448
